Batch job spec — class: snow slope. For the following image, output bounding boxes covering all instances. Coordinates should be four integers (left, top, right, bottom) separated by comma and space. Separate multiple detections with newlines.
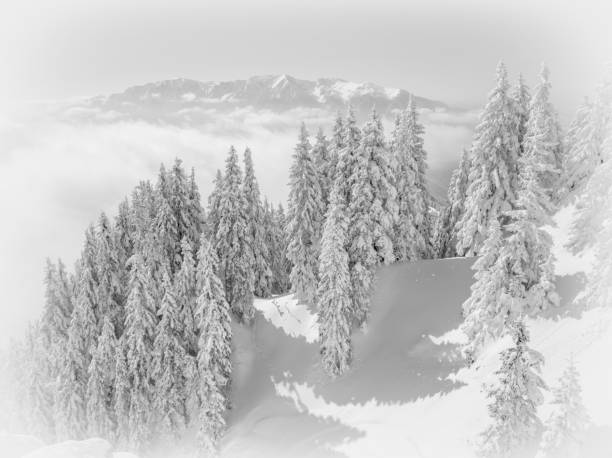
224, 254, 607, 458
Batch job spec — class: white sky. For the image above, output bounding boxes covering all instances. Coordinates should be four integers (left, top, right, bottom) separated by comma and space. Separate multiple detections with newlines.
0, 0, 610, 346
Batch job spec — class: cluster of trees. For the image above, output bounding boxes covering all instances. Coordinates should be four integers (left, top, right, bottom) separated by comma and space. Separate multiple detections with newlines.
283, 99, 435, 377
452, 63, 610, 458
3, 154, 290, 456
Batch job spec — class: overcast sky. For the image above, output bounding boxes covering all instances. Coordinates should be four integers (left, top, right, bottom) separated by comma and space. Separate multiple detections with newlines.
0, 0, 611, 345
1, 0, 611, 115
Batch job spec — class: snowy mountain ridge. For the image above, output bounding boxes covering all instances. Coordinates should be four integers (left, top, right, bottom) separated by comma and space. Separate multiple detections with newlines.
64, 74, 448, 123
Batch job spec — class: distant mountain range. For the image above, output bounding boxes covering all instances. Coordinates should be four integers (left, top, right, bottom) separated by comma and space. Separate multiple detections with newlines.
60, 74, 450, 124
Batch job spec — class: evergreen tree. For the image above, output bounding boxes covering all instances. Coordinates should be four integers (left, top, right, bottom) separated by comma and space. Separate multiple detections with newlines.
317, 185, 352, 377
176, 237, 198, 355
479, 320, 547, 458
311, 127, 333, 208
392, 108, 426, 261
187, 167, 205, 251
523, 65, 564, 204
272, 203, 292, 294
215, 146, 255, 323
568, 122, 612, 310
114, 338, 130, 447
86, 316, 117, 440
286, 123, 325, 305
152, 270, 187, 439
564, 76, 612, 197
434, 148, 471, 258
456, 62, 521, 256
540, 360, 590, 458
196, 237, 233, 455
334, 106, 361, 205
512, 73, 531, 152
460, 219, 506, 364
96, 212, 123, 333
328, 112, 345, 188
405, 96, 434, 258
154, 166, 180, 274
124, 252, 157, 451
24, 324, 55, 441
206, 169, 224, 239
243, 147, 273, 298
347, 108, 398, 326
169, 158, 193, 271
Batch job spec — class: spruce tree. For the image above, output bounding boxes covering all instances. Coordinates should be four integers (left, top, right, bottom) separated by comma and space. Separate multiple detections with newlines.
311, 127, 333, 208
286, 123, 325, 305
434, 148, 471, 258
460, 219, 506, 364
512, 73, 531, 152
328, 112, 345, 187
479, 320, 547, 458
317, 185, 352, 377
272, 203, 292, 294
392, 108, 426, 261
169, 158, 193, 270
215, 146, 255, 323
124, 252, 157, 451
86, 316, 117, 440
540, 360, 590, 458
347, 108, 398, 326
152, 270, 187, 439
196, 237, 233, 455
243, 147, 273, 298
523, 65, 564, 204
456, 62, 521, 256
176, 237, 198, 355
206, 169, 224, 239
154, 168, 180, 274
114, 338, 130, 447
187, 167, 205, 251
564, 76, 611, 197
405, 96, 434, 258
96, 212, 123, 333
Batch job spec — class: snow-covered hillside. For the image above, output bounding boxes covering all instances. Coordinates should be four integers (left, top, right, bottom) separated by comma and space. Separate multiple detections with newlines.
3, 248, 609, 458
218, 256, 609, 458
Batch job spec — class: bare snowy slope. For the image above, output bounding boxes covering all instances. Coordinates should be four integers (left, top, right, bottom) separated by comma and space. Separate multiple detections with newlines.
223, 258, 588, 458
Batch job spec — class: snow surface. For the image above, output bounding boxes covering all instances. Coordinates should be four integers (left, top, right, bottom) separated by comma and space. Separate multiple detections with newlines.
252, 294, 319, 343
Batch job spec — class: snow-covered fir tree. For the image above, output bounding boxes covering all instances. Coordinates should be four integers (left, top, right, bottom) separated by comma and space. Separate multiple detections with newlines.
347, 108, 398, 326
568, 119, 612, 310
86, 316, 117, 440
206, 169, 224, 239
214, 146, 255, 323
434, 148, 471, 258
154, 166, 180, 274
169, 158, 195, 271
391, 107, 426, 261
96, 212, 123, 332
404, 96, 434, 258
152, 270, 187, 440
187, 167, 205, 251
456, 62, 521, 256
269, 203, 292, 294
195, 236, 233, 455
113, 338, 130, 447
311, 127, 333, 208
328, 112, 345, 189
176, 237, 198, 355
513, 73, 531, 152
317, 185, 352, 377
460, 219, 506, 364
24, 324, 56, 441
286, 123, 325, 305
479, 320, 547, 458
564, 75, 611, 198
523, 65, 564, 204
334, 106, 361, 213
539, 360, 590, 458
243, 147, 273, 298
124, 252, 158, 451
